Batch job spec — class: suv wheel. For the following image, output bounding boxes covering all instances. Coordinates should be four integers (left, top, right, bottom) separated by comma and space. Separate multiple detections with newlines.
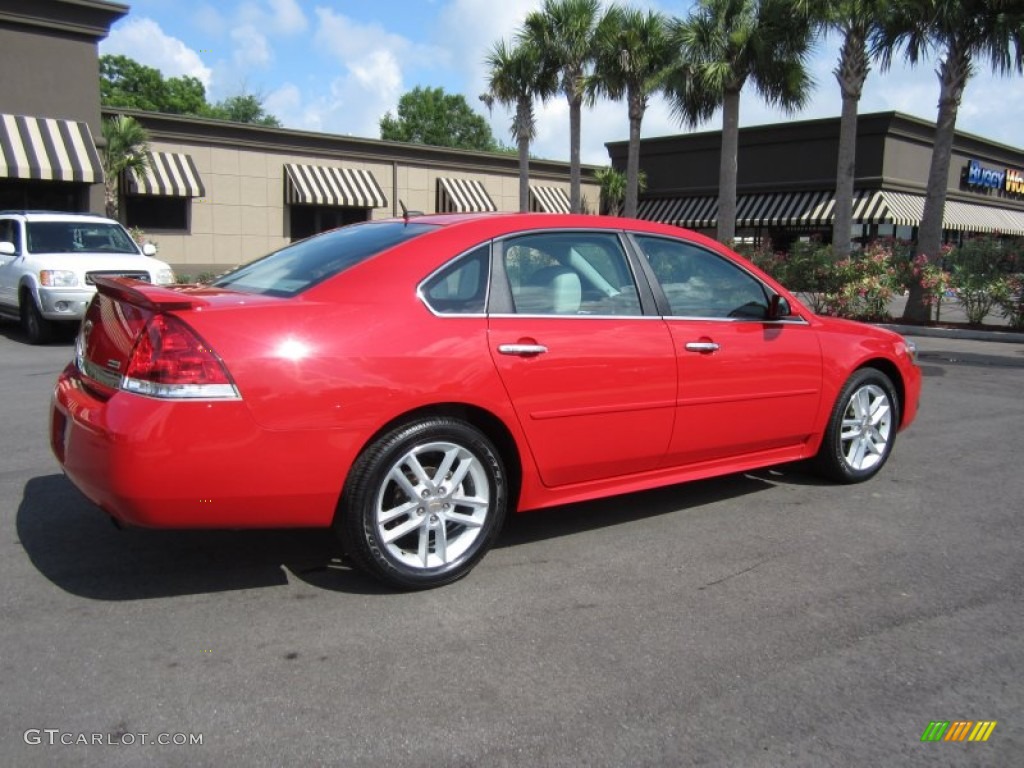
21, 294, 54, 345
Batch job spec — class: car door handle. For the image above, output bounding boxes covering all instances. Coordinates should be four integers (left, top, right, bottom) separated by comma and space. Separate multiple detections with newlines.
498, 343, 548, 356
684, 341, 720, 353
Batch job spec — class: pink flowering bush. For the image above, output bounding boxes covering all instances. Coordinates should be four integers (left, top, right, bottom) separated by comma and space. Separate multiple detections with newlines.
820, 241, 901, 321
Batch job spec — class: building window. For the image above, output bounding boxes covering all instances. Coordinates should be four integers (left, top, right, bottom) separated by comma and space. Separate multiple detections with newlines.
0, 180, 86, 212
289, 205, 370, 241
124, 196, 189, 231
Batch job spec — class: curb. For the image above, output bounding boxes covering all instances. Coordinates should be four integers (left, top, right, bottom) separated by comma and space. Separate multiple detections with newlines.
877, 323, 1024, 345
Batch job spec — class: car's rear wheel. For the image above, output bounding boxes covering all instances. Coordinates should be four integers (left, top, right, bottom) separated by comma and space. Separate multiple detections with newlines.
337, 417, 507, 589
815, 368, 899, 483
21, 294, 53, 345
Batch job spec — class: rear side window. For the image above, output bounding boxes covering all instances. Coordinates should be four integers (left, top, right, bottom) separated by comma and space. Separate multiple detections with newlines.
421, 245, 489, 314
213, 221, 438, 297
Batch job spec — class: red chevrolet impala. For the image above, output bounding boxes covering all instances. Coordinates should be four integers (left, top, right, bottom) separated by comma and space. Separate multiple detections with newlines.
51, 213, 920, 589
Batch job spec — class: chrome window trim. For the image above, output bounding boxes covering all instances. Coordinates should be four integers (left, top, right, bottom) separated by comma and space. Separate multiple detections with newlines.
487, 312, 666, 321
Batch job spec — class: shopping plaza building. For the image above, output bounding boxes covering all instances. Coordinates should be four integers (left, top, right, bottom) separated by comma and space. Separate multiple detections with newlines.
0, 0, 588, 273
608, 110, 1024, 248
4, 1, 1024, 274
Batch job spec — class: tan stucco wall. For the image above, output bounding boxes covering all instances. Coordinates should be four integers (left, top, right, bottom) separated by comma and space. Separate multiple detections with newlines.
142, 138, 594, 271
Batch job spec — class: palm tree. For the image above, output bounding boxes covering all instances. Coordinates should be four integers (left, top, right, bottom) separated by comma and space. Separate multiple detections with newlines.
874, 0, 1024, 322
669, 0, 815, 245
521, 0, 602, 214
800, 0, 887, 257
589, 6, 676, 218
482, 40, 558, 212
594, 165, 648, 214
100, 115, 150, 221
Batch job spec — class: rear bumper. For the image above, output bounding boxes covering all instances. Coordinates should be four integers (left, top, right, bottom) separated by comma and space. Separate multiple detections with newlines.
50, 363, 354, 529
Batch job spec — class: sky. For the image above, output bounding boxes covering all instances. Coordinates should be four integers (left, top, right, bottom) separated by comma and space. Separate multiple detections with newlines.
100, 0, 1024, 166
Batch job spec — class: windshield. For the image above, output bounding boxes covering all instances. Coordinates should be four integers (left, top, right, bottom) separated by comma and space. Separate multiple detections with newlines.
26, 221, 139, 254
213, 221, 439, 297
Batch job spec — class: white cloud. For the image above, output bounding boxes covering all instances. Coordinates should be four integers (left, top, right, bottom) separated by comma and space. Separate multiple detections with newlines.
292, 8, 449, 138
193, 5, 227, 38
230, 25, 272, 70
237, 0, 308, 35
267, 0, 308, 34
102, 17, 212, 88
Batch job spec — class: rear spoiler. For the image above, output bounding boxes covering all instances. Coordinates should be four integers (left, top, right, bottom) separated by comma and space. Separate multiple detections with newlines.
92, 276, 210, 312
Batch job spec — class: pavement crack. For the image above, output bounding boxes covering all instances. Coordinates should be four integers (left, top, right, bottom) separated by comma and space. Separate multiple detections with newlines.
700, 558, 772, 590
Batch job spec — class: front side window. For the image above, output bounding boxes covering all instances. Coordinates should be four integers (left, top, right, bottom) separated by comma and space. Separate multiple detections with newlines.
0, 219, 19, 251
635, 235, 770, 319
501, 231, 642, 316
214, 221, 438, 297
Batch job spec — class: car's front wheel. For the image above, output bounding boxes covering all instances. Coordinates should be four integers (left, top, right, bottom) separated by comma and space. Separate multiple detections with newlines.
337, 417, 507, 589
815, 368, 899, 483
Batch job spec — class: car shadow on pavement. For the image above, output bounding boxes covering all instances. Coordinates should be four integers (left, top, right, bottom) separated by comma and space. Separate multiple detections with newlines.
17, 474, 394, 599
495, 463, 828, 549
19, 465, 827, 599
0, 319, 77, 344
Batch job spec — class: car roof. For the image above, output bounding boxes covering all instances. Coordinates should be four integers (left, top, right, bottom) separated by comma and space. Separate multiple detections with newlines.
368, 211, 715, 248
0, 210, 118, 224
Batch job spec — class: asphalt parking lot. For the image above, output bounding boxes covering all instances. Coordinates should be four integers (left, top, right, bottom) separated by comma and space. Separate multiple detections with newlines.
1, 322, 1022, 767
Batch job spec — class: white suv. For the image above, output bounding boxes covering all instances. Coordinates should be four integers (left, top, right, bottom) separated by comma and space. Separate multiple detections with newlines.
0, 211, 175, 343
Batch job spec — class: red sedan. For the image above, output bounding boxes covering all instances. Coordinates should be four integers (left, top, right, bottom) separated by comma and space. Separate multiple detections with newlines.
51, 214, 920, 589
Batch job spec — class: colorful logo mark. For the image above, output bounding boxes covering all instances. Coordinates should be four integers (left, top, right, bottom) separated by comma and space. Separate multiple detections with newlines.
921, 721, 997, 742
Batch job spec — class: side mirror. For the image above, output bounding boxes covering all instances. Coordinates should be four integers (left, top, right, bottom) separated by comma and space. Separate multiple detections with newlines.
768, 294, 791, 320
0, 241, 16, 256
141, 242, 157, 256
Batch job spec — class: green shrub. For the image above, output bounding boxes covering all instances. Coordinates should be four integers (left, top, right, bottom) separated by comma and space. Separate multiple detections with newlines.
945, 237, 1018, 325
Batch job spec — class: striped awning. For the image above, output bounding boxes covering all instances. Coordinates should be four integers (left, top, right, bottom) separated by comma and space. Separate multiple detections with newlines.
636, 189, 1024, 235
637, 196, 718, 228
876, 191, 923, 227
530, 185, 571, 213
284, 164, 388, 208
735, 190, 838, 227
437, 177, 496, 213
124, 152, 204, 197
873, 192, 1024, 234
0, 113, 103, 183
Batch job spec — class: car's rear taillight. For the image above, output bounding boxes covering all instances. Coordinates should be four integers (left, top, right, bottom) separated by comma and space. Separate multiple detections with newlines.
122, 314, 240, 400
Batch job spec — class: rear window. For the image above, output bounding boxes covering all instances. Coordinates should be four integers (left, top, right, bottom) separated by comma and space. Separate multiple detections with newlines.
213, 221, 438, 297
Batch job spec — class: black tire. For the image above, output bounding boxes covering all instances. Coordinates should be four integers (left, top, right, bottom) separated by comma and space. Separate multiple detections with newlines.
337, 417, 507, 590
21, 294, 53, 345
815, 368, 900, 483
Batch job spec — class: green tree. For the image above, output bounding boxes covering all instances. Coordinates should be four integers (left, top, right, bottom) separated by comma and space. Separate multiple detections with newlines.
482, 40, 558, 211
594, 165, 646, 214
208, 94, 282, 127
100, 54, 282, 127
874, 0, 1024, 322
380, 86, 499, 151
100, 115, 150, 221
100, 54, 208, 115
800, 0, 888, 258
521, 0, 602, 214
669, 0, 815, 244
590, 6, 676, 218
